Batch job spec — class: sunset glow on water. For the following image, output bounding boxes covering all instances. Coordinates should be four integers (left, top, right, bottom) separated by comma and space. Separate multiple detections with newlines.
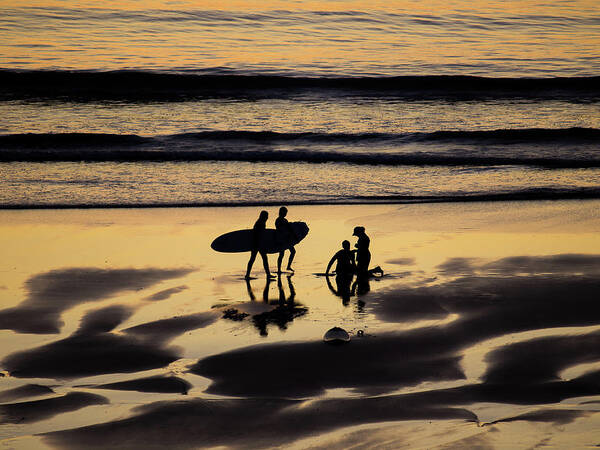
2, 0, 600, 76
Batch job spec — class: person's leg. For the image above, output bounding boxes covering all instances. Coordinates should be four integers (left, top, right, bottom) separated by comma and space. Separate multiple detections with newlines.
368, 266, 383, 276
287, 246, 296, 270
277, 251, 285, 273
357, 251, 371, 276
260, 251, 274, 278
246, 250, 258, 278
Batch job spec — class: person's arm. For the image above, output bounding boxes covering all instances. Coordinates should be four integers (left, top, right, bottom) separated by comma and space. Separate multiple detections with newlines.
326, 273, 338, 295
326, 252, 338, 275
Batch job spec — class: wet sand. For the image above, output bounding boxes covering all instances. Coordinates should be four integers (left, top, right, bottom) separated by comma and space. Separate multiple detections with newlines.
1, 201, 600, 449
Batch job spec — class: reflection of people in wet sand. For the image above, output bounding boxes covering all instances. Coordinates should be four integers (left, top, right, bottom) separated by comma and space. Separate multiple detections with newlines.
276, 206, 297, 273
326, 270, 352, 305
245, 276, 271, 303
352, 273, 371, 296
250, 274, 307, 336
352, 226, 383, 276
278, 272, 296, 305
245, 210, 275, 279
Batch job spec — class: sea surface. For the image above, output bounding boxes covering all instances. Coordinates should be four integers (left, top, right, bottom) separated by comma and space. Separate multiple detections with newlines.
1, 0, 599, 207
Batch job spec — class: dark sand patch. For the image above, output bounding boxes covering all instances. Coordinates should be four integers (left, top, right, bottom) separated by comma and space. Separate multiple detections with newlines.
1, 306, 189, 379
194, 256, 600, 397
76, 305, 134, 335
0, 392, 108, 424
1, 296, 220, 379
46, 372, 600, 449
368, 288, 449, 322
0, 267, 194, 334
143, 285, 188, 301
370, 273, 600, 341
92, 376, 191, 395
483, 330, 600, 384
436, 254, 600, 278
487, 409, 590, 426
44, 396, 476, 450
482, 254, 600, 276
436, 257, 479, 275
0, 384, 54, 403
191, 336, 464, 397
2, 333, 179, 379
386, 257, 415, 266
123, 311, 218, 343
43, 379, 600, 449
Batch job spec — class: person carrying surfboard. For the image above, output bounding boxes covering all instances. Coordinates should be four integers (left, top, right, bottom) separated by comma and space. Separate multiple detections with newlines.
275, 206, 297, 273
245, 210, 275, 279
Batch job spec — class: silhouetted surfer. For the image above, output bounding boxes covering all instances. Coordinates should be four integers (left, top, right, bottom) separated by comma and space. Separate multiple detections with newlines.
325, 240, 355, 306
275, 206, 297, 273
326, 240, 356, 277
245, 210, 275, 279
353, 226, 383, 276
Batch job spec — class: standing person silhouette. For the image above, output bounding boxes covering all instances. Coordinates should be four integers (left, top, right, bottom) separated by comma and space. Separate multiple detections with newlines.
353, 226, 383, 276
275, 206, 297, 273
245, 210, 275, 279
353, 226, 371, 275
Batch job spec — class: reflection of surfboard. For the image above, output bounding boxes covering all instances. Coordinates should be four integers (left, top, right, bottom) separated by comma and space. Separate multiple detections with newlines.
323, 327, 350, 344
211, 222, 309, 254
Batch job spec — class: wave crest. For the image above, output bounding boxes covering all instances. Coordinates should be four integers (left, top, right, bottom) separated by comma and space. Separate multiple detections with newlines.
2, 70, 599, 100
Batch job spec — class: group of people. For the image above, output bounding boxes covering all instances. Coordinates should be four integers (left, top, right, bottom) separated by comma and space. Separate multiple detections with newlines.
245, 207, 383, 281
325, 226, 383, 279
245, 206, 296, 279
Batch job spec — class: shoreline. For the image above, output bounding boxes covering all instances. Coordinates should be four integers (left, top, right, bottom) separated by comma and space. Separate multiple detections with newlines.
3, 190, 600, 210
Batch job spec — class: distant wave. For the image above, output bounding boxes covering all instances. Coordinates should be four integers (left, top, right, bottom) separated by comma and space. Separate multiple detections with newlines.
2, 127, 599, 146
3, 187, 600, 209
1, 129, 599, 167
0, 133, 150, 147
1, 70, 599, 100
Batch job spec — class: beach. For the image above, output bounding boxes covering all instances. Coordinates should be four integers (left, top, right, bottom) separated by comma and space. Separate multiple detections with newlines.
1, 200, 600, 448
2, 0, 600, 447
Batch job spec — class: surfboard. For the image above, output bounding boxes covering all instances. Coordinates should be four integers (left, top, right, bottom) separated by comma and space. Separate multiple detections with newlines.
211, 221, 309, 254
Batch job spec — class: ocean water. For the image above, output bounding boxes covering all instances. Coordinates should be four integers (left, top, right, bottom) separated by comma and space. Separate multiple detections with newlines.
0, 0, 599, 207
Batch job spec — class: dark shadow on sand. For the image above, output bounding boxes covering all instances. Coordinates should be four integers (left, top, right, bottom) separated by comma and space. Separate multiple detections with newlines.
191, 339, 464, 397
91, 375, 192, 395
485, 409, 589, 427
193, 254, 600, 398
0, 384, 54, 403
0, 392, 108, 424
2, 306, 217, 379
143, 285, 189, 302
44, 396, 476, 450
37, 254, 600, 448
0, 267, 194, 334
